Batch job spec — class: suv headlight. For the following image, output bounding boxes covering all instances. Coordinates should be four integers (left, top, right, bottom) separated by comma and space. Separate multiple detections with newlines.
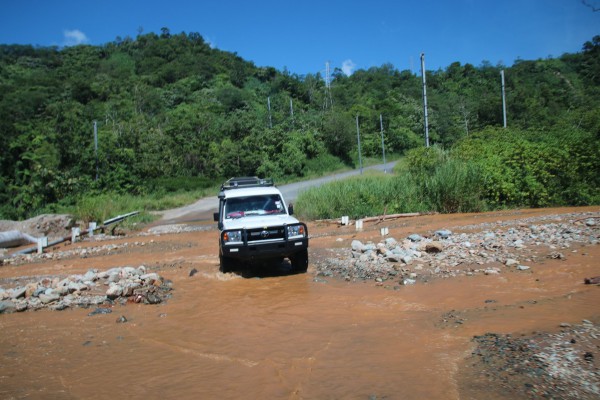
223, 230, 242, 243
287, 224, 306, 239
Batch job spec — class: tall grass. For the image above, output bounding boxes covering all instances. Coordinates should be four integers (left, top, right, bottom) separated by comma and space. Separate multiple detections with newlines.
50, 187, 214, 226
296, 155, 486, 220
296, 173, 429, 220
421, 159, 486, 213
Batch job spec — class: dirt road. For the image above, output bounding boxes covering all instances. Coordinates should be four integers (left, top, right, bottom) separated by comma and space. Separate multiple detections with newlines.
156, 161, 397, 225
0, 206, 598, 399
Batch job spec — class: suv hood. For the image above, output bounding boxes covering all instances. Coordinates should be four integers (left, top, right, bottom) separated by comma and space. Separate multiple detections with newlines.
222, 214, 300, 230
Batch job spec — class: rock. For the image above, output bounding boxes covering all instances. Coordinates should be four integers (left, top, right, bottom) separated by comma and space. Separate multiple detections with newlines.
407, 234, 422, 242
384, 237, 398, 249
38, 292, 60, 304
116, 315, 128, 323
517, 265, 530, 271
425, 242, 444, 253
435, 229, 452, 239
0, 300, 16, 313
505, 259, 519, 267
68, 281, 88, 293
51, 301, 69, 311
484, 269, 500, 275
585, 218, 596, 227
584, 276, 600, 284
88, 307, 112, 316
401, 278, 416, 285
122, 267, 137, 277
401, 256, 413, 264
25, 283, 38, 298
548, 252, 565, 260
107, 273, 120, 283
141, 273, 161, 285
11, 286, 27, 299
83, 269, 97, 281
189, 268, 198, 277
56, 285, 70, 296
364, 243, 377, 252
106, 284, 123, 299
483, 232, 496, 241
351, 240, 365, 252
146, 293, 162, 304
385, 255, 400, 263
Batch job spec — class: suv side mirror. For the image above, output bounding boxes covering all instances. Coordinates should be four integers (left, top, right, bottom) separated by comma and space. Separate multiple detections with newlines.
288, 204, 294, 215
213, 212, 219, 222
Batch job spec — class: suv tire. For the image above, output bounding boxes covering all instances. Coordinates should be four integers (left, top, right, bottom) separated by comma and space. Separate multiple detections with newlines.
290, 250, 308, 273
219, 255, 235, 273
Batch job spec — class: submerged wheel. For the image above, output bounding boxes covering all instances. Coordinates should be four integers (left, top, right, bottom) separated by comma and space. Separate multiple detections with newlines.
219, 255, 235, 273
290, 249, 308, 273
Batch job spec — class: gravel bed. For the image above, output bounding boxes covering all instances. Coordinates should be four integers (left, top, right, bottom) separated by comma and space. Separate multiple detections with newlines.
467, 320, 600, 399
314, 212, 600, 285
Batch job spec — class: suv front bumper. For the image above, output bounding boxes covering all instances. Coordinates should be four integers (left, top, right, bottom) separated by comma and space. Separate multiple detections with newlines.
220, 237, 308, 260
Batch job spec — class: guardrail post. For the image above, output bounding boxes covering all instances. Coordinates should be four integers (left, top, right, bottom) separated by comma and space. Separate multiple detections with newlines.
72, 227, 80, 243
89, 222, 97, 238
37, 237, 48, 254
355, 219, 363, 231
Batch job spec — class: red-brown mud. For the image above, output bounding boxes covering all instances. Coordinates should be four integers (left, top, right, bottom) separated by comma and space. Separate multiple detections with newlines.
0, 207, 598, 399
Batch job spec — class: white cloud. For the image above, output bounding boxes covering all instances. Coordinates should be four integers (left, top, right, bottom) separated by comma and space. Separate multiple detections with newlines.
342, 59, 356, 76
205, 36, 216, 49
63, 29, 89, 46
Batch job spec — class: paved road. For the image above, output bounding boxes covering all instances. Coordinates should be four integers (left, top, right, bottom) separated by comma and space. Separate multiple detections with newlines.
157, 161, 397, 225
278, 161, 397, 202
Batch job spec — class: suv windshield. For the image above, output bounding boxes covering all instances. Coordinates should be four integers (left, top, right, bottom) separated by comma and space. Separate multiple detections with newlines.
224, 194, 285, 219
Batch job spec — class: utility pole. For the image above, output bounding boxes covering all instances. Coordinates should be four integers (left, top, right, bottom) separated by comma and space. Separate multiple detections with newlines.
325, 61, 333, 109
93, 120, 98, 181
380, 114, 387, 173
267, 96, 273, 128
501, 70, 507, 128
356, 114, 363, 174
420, 53, 430, 147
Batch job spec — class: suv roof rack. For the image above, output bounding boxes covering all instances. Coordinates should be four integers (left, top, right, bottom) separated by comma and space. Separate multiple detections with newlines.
221, 177, 274, 191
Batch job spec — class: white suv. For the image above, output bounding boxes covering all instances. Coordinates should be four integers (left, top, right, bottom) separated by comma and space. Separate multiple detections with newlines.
213, 177, 309, 273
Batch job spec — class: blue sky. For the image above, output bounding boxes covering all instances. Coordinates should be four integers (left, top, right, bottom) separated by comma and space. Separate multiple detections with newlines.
0, 0, 598, 76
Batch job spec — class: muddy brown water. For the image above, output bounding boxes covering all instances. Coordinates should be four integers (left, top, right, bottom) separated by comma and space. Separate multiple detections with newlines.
0, 208, 599, 399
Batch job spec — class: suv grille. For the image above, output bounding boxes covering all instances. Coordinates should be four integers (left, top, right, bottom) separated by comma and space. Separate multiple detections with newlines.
246, 226, 286, 242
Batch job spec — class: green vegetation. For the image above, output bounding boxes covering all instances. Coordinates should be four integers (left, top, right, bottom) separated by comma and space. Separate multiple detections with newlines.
297, 126, 600, 219
1, 30, 599, 221
296, 148, 487, 219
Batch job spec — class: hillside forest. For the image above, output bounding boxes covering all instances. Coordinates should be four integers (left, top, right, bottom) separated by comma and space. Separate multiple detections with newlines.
1, 29, 599, 220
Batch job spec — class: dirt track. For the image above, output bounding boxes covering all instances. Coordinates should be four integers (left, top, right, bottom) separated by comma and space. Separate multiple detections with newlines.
0, 206, 599, 399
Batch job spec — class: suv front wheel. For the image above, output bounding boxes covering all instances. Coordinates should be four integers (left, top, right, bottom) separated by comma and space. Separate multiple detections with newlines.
290, 250, 308, 273
219, 255, 235, 273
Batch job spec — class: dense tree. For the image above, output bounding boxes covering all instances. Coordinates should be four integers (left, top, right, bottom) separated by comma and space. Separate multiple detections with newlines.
0, 31, 599, 219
